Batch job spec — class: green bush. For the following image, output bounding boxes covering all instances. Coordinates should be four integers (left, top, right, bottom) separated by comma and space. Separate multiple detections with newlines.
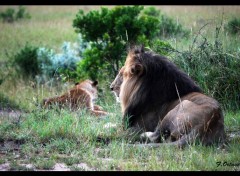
37, 40, 82, 82
73, 5, 173, 81
172, 28, 240, 111
10, 37, 84, 82
0, 8, 15, 23
76, 44, 106, 81
225, 17, 240, 35
0, 6, 30, 23
12, 44, 40, 78
15, 6, 31, 20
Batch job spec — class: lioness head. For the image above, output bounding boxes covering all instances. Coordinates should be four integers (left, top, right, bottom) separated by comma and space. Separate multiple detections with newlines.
75, 79, 99, 101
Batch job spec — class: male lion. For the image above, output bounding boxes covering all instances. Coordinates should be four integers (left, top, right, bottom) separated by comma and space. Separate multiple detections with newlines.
110, 45, 225, 148
43, 79, 108, 116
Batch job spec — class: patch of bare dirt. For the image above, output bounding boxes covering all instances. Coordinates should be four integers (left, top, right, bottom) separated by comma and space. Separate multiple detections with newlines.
0, 162, 95, 171
227, 131, 240, 141
0, 163, 10, 171
0, 109, 24, 124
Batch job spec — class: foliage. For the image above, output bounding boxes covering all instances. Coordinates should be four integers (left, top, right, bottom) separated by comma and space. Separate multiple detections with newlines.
225, 17, 240, 35
0, 8, 15, 23
72, 6, 190, 81
0, 6, 31, 23
172, 27, 240, 111
142, 6, 161, 17
76, 44, 107, 81
148, 39, 174, 56
12, 43, 40, 78
36, 47, 56, 79
73, 6, 171, 81
37, 40, 82, 82
11, 36, 83, 82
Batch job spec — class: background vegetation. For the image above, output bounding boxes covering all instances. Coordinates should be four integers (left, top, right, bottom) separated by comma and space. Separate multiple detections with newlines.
0, 5, 239, 171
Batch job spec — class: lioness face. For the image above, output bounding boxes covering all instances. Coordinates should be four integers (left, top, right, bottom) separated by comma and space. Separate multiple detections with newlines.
110, 67, 124, 102
76, 80, 99, 102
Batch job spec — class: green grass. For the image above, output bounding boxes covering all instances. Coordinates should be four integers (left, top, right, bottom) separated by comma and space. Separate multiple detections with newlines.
0, 105, 239, 171
0, 6, 240, 171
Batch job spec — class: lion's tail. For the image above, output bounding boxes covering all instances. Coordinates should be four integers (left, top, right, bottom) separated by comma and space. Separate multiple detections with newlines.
126, 141, 181, 148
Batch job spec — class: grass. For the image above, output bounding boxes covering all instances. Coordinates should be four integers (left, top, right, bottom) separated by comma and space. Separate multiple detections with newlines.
0, 5, 109, 61
0, 96, 239, 171
0, 5, 240, 171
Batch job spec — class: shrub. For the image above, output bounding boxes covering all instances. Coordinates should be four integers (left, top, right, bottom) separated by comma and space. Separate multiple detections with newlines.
0, 6, 31, 23
13, 44, 40, 78
76, 44, 107, 81
0, 8, 15, 23
148, 39, 174, 56
225, 17, 240, 35
15, 6, 31, 20
52, 42, 82, 78
11, 36, 84, 82
172, 28, 240, 111
73, 6, 190, 82
37, 36, 83, 82
73, 5, 172, 81
37, 47, 55, 78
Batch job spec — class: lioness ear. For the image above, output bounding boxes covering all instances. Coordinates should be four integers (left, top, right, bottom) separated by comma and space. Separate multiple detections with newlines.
92, 80, 98, 86
130, 64, 143, 76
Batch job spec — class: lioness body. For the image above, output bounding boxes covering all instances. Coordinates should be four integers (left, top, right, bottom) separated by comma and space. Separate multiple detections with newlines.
43, 80, 108, 116
110, 45, 225, 147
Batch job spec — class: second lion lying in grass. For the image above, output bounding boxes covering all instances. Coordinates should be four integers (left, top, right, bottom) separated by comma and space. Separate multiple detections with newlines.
43, 79, 108, 117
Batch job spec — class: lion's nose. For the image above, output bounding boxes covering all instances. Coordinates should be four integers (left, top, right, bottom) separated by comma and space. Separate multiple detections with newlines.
110, 86, 114, 91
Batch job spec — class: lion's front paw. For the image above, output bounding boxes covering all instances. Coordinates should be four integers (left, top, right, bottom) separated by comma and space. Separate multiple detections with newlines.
140, 132, 155, 143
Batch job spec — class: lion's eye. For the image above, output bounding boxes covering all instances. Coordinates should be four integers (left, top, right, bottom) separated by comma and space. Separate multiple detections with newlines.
123, 71, 128, 78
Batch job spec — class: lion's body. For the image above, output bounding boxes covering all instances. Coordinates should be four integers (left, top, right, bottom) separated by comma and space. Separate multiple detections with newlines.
144, 92, 225, 147
110, 45, 225, 147
43, 80, 108, 116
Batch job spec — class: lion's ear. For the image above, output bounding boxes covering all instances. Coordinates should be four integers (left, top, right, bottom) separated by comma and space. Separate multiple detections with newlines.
92, 80, 98, 86
130, 64, 143, 76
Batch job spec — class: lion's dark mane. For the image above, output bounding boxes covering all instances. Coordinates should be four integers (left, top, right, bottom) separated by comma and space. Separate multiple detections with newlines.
124, 46, 202, 128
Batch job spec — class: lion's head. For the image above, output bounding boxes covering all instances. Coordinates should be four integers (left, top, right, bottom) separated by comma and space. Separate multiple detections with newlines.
110, 67, 124, 102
